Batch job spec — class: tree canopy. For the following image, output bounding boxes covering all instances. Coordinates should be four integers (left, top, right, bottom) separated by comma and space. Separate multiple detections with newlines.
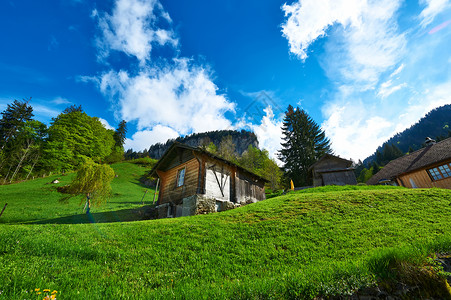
278, 105, 331, 187
65, 160, 115, 208
44, 108, 115, 171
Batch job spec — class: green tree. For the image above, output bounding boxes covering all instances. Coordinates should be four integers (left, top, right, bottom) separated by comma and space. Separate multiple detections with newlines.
6, 120, 47, 182
113, 120, 127, 148
218, 135, 237, 162
107, 120, 127, 163
44, 109, 115, 171
0, 99, 33, 151
278, 105, 331, 187
357, 167, 373, 183
65, 160, 115, 212
239, 145, 266, 171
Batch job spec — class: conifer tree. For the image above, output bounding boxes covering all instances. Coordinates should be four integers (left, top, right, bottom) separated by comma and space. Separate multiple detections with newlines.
278, 105, 331, 187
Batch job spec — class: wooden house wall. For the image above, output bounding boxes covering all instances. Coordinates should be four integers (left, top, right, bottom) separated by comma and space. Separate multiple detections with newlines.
321, 171, 357, 186
398, 168, 451, 189
204, 158, 232, 201
162, 150, 195, 171
158, 158, 199, 205
235, 171, 265, 203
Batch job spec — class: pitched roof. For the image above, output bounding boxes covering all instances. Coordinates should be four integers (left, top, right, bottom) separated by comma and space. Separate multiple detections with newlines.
367, 137, 451, 185
308, 153, 353, 172
149, 142, 269, 182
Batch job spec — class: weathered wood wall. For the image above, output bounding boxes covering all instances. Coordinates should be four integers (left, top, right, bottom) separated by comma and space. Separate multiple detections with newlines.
321, 171, 357, 186
204, 158, 232, 201
235, 171, 265, 203
157, 157, 199, 205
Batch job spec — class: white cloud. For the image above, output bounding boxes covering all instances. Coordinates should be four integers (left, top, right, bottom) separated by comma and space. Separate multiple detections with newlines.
391, 64, 405, 77
51, 97, 71, 105
322, 102, 395, 160
282, 0, 405, 88
90, 0, 238, 152
281, 0, 365, 60
98, 118, 114, 130
419, 0, 451, 27
31, 104, 61, 121
377, 80, 407, 98
125, 125, 179, 151
98, 58, 235, 144
247, 106, 284, 165
95, 0, 177, 64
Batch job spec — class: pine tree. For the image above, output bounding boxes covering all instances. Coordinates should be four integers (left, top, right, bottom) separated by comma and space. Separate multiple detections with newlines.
113, 120, 127, 148
0, 99, 33, 151
278, 105, 331, 187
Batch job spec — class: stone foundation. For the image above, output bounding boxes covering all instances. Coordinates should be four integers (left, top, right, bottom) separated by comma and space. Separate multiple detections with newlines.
153, 194, 244, 219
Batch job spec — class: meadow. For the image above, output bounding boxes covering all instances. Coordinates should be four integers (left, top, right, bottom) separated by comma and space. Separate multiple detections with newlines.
1, 162, 451, 299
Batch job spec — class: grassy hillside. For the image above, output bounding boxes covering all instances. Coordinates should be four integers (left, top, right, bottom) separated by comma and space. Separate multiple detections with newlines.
0, 162, 154, 224
1, 165, 451, 299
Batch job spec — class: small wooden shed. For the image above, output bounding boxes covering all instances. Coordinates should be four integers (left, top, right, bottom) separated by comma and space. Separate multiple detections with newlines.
309, 154, 357, 187
367, 137, 451, 188
149, 143, 268, 218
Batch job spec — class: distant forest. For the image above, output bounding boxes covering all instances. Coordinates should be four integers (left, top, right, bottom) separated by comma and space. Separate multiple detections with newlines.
356, 104, 451, 182
124, 130, 258, 160
363, 104, 451, 166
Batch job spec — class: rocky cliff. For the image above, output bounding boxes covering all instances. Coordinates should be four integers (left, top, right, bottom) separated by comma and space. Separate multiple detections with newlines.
147, 130, 259, 159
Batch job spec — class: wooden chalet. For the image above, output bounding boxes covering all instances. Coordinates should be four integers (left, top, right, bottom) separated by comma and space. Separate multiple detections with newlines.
149, 143, 268, 218
367, 137, 451, 188
309, 154, 357, 187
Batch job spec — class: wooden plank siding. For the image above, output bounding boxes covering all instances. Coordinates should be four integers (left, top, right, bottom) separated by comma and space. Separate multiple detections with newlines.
397, 161, 451, 189
157, 158, 199, 205
235, 171, 265, 203
203, 156, 233, 202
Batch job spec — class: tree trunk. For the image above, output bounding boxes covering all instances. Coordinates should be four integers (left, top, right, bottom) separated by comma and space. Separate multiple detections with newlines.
9, 142, 32, 183
25, 153, 40, 180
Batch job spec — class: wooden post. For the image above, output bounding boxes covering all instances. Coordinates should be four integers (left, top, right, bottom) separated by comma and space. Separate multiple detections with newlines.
0, 203, 7, 218
141, 189, 148, 205
153, 178, 160, 205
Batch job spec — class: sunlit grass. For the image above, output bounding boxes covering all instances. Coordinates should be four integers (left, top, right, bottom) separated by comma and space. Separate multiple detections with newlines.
1, 168, 450, 299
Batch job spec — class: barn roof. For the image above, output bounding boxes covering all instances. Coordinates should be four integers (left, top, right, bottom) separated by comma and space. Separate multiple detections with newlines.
367, 137, 451, 185
149, 142, 269, 182
308, 153, 354, 172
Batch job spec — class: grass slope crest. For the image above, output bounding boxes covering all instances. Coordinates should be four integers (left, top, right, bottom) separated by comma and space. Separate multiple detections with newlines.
0, 162, 451, 299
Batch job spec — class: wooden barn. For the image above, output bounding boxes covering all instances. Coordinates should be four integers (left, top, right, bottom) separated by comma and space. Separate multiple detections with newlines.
149, 143, 268, 218
309, 154, 357, 187
367, 137, 451, 188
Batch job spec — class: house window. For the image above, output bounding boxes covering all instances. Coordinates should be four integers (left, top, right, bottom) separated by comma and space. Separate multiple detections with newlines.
176, 168, 185, 187
428, 163, 451, 181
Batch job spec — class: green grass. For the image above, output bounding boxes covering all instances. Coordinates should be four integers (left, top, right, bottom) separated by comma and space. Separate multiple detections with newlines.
1, 168, 451, 299
0, 162, 155, 224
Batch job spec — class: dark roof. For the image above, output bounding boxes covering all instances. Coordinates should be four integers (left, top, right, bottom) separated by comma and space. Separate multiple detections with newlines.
308, 153, 353, 171
149, 142, 269, 182
367, 137, 451, 185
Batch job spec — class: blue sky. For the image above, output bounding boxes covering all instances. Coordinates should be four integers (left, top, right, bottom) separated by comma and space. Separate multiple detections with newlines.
0, 0, 450, 162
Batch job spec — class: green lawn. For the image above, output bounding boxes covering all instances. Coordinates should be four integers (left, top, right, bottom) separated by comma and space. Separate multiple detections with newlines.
0, 162, 155, 224
1, 166, 451, 299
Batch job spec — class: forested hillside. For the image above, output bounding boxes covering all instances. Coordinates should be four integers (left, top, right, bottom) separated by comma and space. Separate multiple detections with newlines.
363, 104, 451, 166
125, 130, 258, 160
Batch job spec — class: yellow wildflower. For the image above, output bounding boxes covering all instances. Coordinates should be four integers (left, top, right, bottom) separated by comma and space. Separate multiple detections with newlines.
37, 292, 42, 295
35, 288, 40, 292
50, 295, 56, 300
43, 289, 51, 292
51, 290, 58, 294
